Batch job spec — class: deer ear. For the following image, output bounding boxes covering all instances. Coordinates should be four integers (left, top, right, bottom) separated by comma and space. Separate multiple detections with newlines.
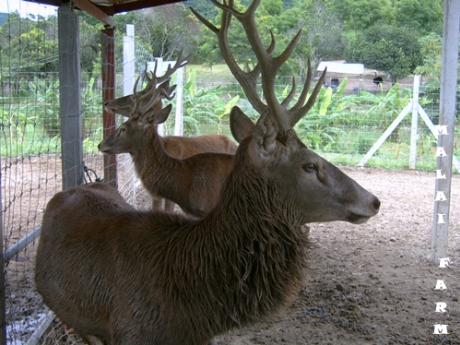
144, 104, 173, 125
248, 114, 278, 165
230, 106, 255, 143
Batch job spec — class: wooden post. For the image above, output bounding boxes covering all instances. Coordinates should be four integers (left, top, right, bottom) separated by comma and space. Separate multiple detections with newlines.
429, 0, 460, 262
58, 5, 83, 190
102, 26, 117, 188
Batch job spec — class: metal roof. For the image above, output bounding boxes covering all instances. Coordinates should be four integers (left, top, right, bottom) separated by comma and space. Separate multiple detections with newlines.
24, 0, 186, 27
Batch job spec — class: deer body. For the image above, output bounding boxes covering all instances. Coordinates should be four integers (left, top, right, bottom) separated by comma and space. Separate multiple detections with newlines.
99, 104, 235, 218
36, 1, 380, 343
162, 133, 236, 157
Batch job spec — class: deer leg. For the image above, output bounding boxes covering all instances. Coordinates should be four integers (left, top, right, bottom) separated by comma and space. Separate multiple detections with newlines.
164, 199, 176, 213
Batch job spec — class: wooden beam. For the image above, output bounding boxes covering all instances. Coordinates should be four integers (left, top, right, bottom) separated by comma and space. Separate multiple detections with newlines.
97, 0, 184, 15
101, 27, 118, 188
23, 0, 186, 17
73, 0, 115, 27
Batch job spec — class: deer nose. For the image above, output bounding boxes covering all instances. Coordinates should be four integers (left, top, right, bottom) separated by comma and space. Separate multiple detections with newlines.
371, 197, 381, 213
104, 101, 109, 106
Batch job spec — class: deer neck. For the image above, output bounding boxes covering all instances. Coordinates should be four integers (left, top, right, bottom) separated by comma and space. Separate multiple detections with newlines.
131, 126, 182, 191
198, 141, 309, 328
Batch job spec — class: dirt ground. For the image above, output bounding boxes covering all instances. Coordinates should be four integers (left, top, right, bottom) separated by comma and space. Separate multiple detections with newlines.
214, 168, 460, 345
4, 156, 460, 344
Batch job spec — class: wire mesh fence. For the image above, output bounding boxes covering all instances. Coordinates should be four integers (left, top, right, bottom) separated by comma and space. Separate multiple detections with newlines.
1, 1, 460, 344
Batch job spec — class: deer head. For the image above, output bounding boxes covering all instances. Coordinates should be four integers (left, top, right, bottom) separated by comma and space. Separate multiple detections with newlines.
99, 78, 176, 155
104, 52, 187, 116
192, 0, 380, 225
99, 55, 186, 155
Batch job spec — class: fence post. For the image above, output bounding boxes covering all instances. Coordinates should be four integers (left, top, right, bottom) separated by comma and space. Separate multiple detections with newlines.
409, 75, 420, 169
123, 24, 137, 203
58, 5, 84, 190
102, 27, 117, 187
0, 159, 6, 345
174, 66, 184, 136
429, 0, 460, 262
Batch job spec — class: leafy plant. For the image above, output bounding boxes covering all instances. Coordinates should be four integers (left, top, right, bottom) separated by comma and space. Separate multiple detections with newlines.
178, 69, 239, 135
29, 76, 60, 138
294, 78, 351, 150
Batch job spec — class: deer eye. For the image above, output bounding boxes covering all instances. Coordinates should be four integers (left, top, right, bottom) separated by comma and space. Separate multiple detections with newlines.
118, 127, 126, 135
304, 163, 316, 172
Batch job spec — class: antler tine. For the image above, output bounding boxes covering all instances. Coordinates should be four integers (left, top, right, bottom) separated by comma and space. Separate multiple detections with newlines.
130, 75, 145, 120
130, 76, 177, 121
146, 51, 188, 87
281, 77, 297, 108
290, 65, 327, 126
191, 1, 267, 115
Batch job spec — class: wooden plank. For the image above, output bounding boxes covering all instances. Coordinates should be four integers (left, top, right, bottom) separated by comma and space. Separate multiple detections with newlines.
73, 0, 115, 28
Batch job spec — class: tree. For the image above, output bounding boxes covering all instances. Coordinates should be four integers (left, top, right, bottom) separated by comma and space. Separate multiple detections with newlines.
133, 4, 200, 59
330, 0, 394, 31
393, 0, 443, 35
0, 12, 59, 73
346, 24, 422, 84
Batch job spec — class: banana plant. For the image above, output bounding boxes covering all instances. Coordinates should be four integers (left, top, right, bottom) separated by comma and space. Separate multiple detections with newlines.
178, 69, 239, 135
294, 78, 352, 150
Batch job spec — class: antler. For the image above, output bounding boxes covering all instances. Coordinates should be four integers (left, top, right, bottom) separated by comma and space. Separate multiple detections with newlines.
143, 51, 189, 89
191, 0, 326, 138
129, 52, 188, 120
130, 76, 176, 122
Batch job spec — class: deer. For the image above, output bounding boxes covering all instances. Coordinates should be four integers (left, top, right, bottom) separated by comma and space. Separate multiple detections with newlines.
104, 55, 237, 212
99, 71, 237, 218
35, 1, 381, 344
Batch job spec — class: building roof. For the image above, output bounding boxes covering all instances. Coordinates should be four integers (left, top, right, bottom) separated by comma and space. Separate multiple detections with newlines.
317, 61, 364, 75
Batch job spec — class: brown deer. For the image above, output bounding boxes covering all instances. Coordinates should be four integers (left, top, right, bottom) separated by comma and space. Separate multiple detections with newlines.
35, 1, 380, 344
104, 56, 237, 213
99, 74, 236, 218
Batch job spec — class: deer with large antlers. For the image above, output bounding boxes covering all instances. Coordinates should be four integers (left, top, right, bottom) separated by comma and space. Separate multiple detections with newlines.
103, 54, 237, 212
99, 66, 236, 218
35, 1, 380, 344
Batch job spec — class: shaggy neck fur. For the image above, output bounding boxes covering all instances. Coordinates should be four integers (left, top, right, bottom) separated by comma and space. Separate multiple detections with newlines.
158, 138, 310, 340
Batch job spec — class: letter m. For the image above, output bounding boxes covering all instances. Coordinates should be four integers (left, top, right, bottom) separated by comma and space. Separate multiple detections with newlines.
433, 324, 449, 334
434, 125, 448, 136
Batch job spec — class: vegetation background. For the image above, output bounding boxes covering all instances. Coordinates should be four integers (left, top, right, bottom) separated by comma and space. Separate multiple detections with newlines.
0, 0, 458, 172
